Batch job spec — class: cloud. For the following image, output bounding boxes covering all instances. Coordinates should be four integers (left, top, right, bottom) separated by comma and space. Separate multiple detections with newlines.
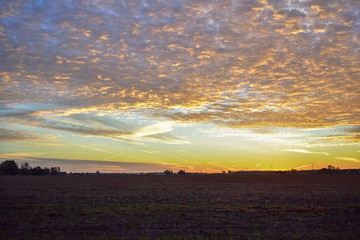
319, 126, 360, 143
71, 144, 113, 154
0, 152, 42, 160
0, 0, 359, 139
285, 149, 330, 156
2, 111, 189, 145
207, 161, 242, 171
295, 164, 312, 169
335, 157, 360, 163
133, 122, 173, 137
321, 134, 360, 143
0, 128, 42, 141
142, 132, 191, 144
347, 126, 360, 133
141, 149, 160, 154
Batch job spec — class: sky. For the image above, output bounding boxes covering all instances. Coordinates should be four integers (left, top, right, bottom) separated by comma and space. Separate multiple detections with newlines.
0, 0, 359, 173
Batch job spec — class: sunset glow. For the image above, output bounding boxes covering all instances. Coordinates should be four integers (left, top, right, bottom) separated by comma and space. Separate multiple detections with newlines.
0, 0, 359, 173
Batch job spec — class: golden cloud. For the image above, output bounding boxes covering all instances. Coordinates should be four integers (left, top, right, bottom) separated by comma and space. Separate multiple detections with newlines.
0, 0, 359, 138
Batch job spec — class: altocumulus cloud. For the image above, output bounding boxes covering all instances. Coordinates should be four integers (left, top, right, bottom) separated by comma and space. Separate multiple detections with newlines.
0, 0, 359, 143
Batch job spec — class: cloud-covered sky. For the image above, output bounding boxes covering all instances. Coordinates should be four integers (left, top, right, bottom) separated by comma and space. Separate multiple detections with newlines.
0, 0, 359, 172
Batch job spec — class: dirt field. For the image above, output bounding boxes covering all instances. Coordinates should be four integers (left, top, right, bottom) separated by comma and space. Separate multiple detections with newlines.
1, 174, 359, 239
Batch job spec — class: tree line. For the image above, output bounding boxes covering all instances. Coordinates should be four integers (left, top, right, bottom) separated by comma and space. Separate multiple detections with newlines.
164, 169, 187, 175
0, 160, 65, 176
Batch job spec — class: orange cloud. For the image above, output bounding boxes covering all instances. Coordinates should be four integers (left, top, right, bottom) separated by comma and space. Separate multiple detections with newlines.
0, 0, 359, 141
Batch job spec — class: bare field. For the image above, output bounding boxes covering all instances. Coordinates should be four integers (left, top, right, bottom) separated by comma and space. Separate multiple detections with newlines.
1, 174, 359, 239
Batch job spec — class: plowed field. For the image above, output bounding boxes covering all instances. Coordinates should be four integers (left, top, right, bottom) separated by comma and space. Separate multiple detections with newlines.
1, 174, 359, 239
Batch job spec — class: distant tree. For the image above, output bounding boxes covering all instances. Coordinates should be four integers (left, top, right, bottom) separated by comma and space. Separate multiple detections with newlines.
328, 165, 336, 170
21, 162, 31, 170
96, 171, 101, 175
19, 162, 31, 175
44, 167, 50, 175
164, 169, 173, 175
0, 160, 19, 175
178, 170, 186, 175
320, 167, 328, 173
320, 165, 341, 174
0, 161, 66, 176
50, 167, 61, 175
31, 166, 45, 175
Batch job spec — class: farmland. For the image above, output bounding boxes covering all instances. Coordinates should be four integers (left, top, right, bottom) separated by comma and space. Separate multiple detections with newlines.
1, 174, 359, 239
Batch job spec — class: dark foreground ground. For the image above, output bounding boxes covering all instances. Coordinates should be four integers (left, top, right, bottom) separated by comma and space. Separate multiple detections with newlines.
0, 174, 359, 239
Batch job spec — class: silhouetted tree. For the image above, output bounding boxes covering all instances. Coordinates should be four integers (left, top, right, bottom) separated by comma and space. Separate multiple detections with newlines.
21, 162, 30, 170
31, 166, 46, 175
178, 170, 186, 175
50, 167, 61, 175
0, 161, 66, 175
164, 169, 173, 175
328, 165, 336, 170
0, 160, 18, 175
44, 167, 50, 175
320, 165, 341, 174
19, 162, 31, 175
